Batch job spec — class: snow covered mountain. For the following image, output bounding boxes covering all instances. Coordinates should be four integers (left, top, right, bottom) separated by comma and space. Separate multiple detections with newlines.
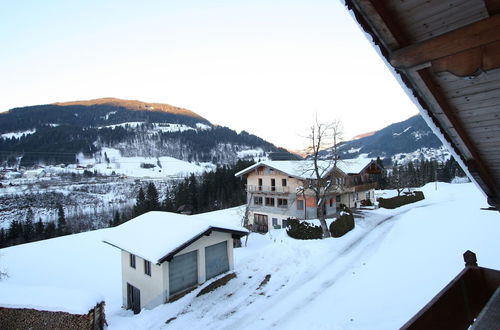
328, 115, 450, 165
0, 98, 296, 231
0, 97, 291, 167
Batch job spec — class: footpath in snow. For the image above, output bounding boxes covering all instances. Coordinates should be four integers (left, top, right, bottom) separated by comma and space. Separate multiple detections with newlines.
0, 182, 498, 329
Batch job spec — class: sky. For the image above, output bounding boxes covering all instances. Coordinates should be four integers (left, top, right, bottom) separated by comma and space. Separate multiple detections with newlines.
0, 0, 418, 151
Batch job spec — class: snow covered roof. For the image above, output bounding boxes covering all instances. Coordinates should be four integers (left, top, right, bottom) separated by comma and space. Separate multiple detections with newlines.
235, 158, 376, 179
102, 211, 248, 264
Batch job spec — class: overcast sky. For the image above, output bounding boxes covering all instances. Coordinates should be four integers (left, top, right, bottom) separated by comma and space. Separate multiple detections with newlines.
0, 0, 418, 151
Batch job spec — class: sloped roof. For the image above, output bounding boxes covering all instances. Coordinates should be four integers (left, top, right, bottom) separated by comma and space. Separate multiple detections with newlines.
235, 158, 375, 179
345, 0, 500, 209
103, 211, 248, 264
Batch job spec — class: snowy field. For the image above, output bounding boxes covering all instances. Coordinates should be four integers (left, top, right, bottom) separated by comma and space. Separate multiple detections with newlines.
0, 181, 498, 329
75, 147, 214, 178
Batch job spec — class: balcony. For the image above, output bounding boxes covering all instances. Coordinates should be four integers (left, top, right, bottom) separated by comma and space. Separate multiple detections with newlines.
351, 182, 378, 192
246, 185, 290, 194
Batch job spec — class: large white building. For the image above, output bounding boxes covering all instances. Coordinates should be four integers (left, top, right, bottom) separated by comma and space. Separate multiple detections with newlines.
235, 159, 382, 232
103, 211, 248, 314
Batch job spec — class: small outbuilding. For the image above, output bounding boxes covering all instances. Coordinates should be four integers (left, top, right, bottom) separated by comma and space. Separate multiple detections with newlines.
103, 211, 248, 314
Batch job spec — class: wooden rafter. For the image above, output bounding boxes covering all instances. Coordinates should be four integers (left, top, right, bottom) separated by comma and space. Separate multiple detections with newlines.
485, 0, 500, 15
390, 14, 500, 70
417, 69, 499, 205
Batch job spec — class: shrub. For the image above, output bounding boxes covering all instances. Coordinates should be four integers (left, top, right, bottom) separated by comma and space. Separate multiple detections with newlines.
378, 191, 425, 209
329, 211, 355, 238
360, 199, 373, 207
286, 218, 322, 240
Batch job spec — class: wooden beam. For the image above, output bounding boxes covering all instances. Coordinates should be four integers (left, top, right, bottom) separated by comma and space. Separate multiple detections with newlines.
431, 40, 500, 76
418, 69, 499, 206
485, 0, 500, 15
391, 14, 500, 69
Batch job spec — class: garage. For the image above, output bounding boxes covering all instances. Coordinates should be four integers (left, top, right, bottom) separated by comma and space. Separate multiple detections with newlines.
103, 211, 248, 310
168, 250, 198, 296
205, 241, 229, 279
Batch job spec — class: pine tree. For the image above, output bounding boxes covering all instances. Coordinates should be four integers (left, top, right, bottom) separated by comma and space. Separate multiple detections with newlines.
23, 208, 35, 242
57, 204, 67, 236
8, 220, 21, 242
133, 187, 147, 217
35, 218, 44, 239
44, 222, 56, 239
0, 228, 6, 248
146, 183, 160, 211
112, 211, 121, 227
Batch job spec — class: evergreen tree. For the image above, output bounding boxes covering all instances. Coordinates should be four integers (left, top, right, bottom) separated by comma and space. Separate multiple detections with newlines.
112, 211, 121, 227
35, 218, 44, 239
8, 220, 21, 243
57, 204, 68, 236
0, 228, 6, 248
44, 222, 56, 239
23, 208, 35, 242
162, 188, 175, 212
133, 187, 147, 217
146, 182, 161, 211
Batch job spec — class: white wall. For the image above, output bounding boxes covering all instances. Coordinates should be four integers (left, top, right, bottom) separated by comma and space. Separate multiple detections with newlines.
121, 231, 235, 311
121, 251, 166, 310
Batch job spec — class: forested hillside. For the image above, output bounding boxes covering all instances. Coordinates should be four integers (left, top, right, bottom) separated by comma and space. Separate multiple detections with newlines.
0, 98, 292, 166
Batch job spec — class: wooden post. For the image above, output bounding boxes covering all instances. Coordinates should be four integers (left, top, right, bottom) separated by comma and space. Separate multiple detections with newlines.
463, 250, 478, 267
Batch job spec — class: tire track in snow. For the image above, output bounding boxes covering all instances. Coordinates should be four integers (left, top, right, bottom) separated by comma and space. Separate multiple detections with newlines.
221, 206, 426, 330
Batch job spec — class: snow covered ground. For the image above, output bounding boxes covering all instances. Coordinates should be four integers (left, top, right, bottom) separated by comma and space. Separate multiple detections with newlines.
0, 181, 498, 329
75, 147, 214, 178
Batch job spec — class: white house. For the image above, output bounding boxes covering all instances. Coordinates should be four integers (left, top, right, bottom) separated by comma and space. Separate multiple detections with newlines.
103, 211, 248, 314
235, 158, 382, 232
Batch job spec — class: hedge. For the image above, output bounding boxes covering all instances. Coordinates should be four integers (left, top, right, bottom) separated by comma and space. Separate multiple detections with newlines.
378, 191, 425, 209
329, 211, 355, 238
286, 218, 322, 240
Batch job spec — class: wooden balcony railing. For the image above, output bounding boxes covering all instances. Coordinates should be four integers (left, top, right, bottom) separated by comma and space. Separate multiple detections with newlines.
401, 251, 500, 330
246, 185, 290, 194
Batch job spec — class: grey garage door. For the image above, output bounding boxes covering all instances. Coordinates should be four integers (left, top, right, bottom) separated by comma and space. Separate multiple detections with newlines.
205, 241, 229, 279
169, 250, 198, 295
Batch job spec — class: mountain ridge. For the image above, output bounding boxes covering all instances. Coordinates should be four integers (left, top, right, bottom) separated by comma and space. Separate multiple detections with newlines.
54, 97, 207, 121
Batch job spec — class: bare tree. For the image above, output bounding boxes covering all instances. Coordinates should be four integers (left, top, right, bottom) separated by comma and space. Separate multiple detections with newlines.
302, 117, 344, 238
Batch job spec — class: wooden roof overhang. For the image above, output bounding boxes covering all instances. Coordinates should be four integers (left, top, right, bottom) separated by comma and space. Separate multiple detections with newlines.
345, 0, 500, 210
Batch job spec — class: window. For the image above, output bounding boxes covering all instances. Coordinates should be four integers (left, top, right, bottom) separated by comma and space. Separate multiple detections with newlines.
329, 198, 334, 207
254, 196, 263, 205
277, 198, 288, 208
282, 178, 287, 187
336, 195, 341, 203
258, 178, 263, 191
365, 191, 371, 200
271, 178, 276, 191
130, 253, 136, 269
297, 200, 304, 210
265, 197, 275, 206
282, 219, 288, 228
272, 218, 278, 226
144, 260, 151, 276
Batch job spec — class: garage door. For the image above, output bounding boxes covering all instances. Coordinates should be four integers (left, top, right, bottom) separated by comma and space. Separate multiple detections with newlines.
205, 241, 229, 279
169, 250, 198, 295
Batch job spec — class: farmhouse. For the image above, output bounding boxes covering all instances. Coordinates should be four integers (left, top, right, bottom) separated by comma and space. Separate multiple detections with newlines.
103, 211, 248, 314
235, 158, 381, 232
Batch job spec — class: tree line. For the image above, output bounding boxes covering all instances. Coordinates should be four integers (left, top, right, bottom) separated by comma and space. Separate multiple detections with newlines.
0, 204, 69, 248
378, 157, 467, 194
120, 160, 253, 222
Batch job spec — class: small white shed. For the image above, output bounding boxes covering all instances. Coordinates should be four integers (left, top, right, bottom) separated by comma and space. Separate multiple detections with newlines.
103, 211, 248, 314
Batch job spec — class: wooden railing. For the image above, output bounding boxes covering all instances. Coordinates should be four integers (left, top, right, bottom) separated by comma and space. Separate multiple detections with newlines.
246, 185, 290, 194
401, 251, 500, 330
352, 182, 378, 192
